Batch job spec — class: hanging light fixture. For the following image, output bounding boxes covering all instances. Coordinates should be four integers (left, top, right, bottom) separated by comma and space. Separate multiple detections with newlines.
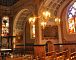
40, 9, 51, 28
42, 11, 50, 20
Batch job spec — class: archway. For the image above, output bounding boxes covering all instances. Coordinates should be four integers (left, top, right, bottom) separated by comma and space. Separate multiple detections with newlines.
13, 9, 29, 36
13, 7, 35, 48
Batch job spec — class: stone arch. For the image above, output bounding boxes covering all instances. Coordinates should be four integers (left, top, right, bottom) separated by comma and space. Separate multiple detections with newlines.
13, 7, 34, 36
13, 9, 28, 36
13, 6, 35, 44
13, 9, 30, 44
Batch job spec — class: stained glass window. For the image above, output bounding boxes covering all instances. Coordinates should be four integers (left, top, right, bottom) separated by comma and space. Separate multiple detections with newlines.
2, 16, 9, 36
68, 2, 76, 33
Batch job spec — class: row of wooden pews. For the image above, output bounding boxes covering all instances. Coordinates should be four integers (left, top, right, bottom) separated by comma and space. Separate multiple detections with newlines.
55, 50, 69, 60
2, 42, 76, 60
34, 50, 76, 60
0, 48, 75, 60
70, 52, 76, 60
0, 50, 75, 60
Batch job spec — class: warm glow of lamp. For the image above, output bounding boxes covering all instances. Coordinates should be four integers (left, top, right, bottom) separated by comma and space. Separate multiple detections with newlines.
29, 10, 51, 29
55, 18, 60, 25
29, 17, 36, 23
2, 16, 9, 20
41, 22, 46, 28
40, 10, 50, 28
43, 11, 50, 19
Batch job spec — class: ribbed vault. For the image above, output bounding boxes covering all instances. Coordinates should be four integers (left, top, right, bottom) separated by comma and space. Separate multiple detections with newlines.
39, 0, 73, 17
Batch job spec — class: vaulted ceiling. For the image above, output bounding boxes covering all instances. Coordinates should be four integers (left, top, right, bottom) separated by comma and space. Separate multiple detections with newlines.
39, 0, 73, 16
0, 0, 19, 6
0, 0, 73, 35
14, 0, 73, 32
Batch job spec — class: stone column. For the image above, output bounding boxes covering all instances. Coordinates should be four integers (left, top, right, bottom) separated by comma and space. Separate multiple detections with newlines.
35, 18, 40, 44
34, 15, 43, 44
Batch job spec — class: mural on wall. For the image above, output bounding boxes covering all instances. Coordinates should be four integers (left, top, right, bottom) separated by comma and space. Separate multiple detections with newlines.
42, 25, 58, 39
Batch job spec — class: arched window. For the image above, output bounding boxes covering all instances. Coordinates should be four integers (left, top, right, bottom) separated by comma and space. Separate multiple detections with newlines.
2, 16, 9, 36
68, 2, 76, 33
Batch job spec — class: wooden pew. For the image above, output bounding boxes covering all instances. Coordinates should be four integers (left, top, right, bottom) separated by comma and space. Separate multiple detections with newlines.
55, 50, 76, 60
46, 51, 55, 60
6, 50, 76, 60
55, 50, 69, 60
56, 52, 64, 60
37, 50, 69, 60
34, 51, 55, 60
62, 50, 70, 60
70, 52, 76, 60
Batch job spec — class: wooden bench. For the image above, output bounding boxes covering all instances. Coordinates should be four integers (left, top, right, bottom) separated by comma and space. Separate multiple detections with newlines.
70, 52, 76, 60
55, 50, 70, 60
46, 51, 55, 60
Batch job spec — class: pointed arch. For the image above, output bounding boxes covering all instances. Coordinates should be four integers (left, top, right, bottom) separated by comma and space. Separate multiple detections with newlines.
13, 9, 28, 36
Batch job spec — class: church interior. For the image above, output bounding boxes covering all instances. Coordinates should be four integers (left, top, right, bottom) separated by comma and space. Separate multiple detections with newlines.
0, 0, 76, 60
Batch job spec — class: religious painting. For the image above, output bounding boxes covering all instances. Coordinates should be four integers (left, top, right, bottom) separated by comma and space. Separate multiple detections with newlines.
42, 25, 58, 39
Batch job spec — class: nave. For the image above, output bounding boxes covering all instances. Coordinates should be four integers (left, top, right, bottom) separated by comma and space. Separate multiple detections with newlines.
0, 0, 76, 60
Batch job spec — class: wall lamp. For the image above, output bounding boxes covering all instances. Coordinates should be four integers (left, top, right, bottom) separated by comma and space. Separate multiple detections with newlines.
40, 11, 51, 29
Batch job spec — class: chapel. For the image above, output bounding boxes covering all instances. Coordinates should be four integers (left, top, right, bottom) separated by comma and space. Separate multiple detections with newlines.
0, 0, 76, 60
